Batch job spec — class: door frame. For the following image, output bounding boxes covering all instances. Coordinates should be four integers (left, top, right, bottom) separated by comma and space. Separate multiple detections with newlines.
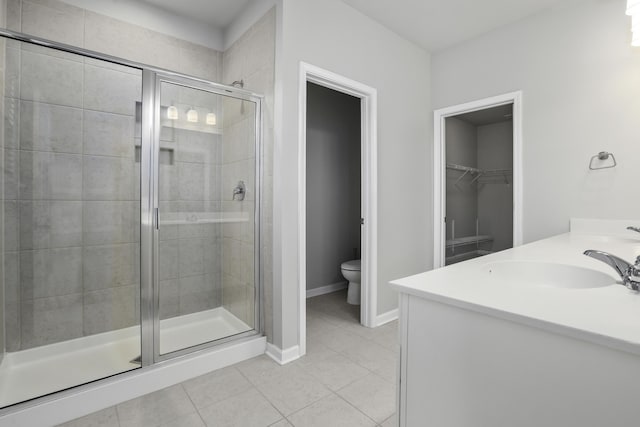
433, 91, 524, 268
298, 62, 378, 356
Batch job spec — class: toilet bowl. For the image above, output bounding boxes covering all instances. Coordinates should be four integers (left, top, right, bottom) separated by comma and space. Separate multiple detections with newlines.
341, 259, 361, 305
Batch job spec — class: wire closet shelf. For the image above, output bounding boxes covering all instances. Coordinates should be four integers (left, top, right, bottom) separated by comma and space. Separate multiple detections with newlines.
446, 162, 512, 185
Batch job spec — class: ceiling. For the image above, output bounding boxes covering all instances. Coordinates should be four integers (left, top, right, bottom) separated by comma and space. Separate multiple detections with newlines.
141, 0, 251, 29
342, 0, 573, 52
97, 0, 575, 53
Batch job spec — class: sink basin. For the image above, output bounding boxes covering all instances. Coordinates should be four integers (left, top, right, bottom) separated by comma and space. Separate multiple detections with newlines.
483, 261, 617, 289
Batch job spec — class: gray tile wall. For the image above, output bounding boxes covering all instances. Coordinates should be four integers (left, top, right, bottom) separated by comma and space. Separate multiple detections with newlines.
156, 117, 223, 319
221, 8, 276, 331
2, 0, 224, 350
157, 74, 224, 321
4, 0, 222, 82
2, 42, 142, 349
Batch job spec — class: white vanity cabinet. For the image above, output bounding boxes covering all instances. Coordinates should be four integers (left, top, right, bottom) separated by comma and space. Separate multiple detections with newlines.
391, 222, 640, 427
395, 293, 640, 427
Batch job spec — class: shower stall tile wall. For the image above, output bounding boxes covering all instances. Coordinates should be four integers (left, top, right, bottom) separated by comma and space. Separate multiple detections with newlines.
0, 0, 231, 352
221, 8, 275, 332
0, 0, 275, 413
5, 0, 222, 83
2, 44, 142, 349
156, 119, 224, 319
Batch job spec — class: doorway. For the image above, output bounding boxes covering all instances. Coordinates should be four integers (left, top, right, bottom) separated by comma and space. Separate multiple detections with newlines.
305, 82, 361, 318
298, 63, 378, 356
433, 92, 523, 268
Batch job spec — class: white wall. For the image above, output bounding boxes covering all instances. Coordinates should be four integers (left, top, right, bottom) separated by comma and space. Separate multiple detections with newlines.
306, 82, 361, 292
432, 0, 640, 243
274, 0, 431, 351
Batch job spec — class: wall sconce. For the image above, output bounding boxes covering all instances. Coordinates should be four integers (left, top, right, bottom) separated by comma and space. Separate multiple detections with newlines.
167, 105, 178, 120
187, 108, 198, 123
206, 112, 217, 125
627, 0, 640, 46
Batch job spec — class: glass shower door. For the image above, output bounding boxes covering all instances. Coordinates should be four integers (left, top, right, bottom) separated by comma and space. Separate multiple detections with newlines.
0, 34, 263, 410
154, 77, 259, 358
0, 39, 143, 408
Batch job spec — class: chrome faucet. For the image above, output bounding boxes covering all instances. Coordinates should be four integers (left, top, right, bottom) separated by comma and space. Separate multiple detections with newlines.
583, 250, 640, 291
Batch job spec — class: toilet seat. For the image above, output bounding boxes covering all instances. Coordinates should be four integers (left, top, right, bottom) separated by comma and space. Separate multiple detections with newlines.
341, 260, 361, 271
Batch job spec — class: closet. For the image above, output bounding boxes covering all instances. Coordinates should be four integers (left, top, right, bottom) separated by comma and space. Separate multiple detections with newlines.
445, 104, 514, 265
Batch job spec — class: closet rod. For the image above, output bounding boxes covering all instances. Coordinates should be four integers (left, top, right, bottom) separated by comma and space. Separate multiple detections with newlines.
446, 163, 481, 174
447, 164, 512, 175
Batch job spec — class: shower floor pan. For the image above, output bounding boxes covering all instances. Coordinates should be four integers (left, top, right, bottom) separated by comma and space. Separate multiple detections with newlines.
0, 307, 251, 408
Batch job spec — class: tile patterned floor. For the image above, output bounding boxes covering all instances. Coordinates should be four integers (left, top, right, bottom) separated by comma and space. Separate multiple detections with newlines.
59, 289, 398, 427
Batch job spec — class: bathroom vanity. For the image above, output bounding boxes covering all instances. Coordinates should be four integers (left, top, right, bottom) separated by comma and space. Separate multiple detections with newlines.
391, 219, 640, 427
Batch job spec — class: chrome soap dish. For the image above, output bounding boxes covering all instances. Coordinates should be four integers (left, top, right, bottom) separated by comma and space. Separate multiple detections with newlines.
589, 151, 617, 170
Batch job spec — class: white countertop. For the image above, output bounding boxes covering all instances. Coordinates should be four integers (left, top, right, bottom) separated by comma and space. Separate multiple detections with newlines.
390, 220, 640, 355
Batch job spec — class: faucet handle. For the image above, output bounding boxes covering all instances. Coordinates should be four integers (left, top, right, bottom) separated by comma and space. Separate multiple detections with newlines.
627, 226, 640, 234
624, 256, 640, 291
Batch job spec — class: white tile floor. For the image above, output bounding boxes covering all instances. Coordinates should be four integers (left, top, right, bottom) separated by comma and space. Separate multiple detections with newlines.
59, 289, 398, 427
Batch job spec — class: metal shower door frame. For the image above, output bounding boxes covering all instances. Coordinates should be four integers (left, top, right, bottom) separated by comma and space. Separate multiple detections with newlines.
0, 24, 264, 371
0, 27, 264, 415
143, 72, 264, 364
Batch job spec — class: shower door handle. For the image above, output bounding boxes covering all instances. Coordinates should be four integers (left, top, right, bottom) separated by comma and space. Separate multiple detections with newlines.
155, 208, 159, 230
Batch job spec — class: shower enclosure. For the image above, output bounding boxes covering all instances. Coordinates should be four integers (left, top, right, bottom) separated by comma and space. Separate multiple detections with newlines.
0, 32, 262, 409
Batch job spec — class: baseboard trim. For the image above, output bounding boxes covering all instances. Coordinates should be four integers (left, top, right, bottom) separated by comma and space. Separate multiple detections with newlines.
306, 281, 348, 299
376, 308, 399, 327
265, 343, 300, 365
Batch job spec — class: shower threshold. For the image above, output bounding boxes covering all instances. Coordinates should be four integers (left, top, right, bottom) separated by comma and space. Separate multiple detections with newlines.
0, 307, 251, 409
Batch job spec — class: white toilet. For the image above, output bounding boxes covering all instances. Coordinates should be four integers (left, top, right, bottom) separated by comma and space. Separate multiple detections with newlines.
341, 259, 361, 305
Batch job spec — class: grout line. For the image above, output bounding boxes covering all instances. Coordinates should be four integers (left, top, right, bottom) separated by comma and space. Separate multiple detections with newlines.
280, 389, 333, 422
114, 404, 123, 427
333, 391, 381, 426
82, 6, 86, 50
232, 367, 288, 420
179, 383, 208, 427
